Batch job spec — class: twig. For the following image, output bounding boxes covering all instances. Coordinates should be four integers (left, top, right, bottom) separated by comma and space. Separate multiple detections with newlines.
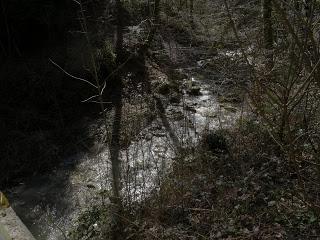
49, 58, 98, 89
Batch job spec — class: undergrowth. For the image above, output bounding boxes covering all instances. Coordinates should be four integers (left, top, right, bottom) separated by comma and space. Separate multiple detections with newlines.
69, 118, 320, 239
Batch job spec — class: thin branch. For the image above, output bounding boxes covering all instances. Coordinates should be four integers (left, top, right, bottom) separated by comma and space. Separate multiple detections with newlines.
72, 0, 81, 5
81, 94, 99, 103
288, 57, 320, 110
103, 53, 134, 83
49, 58, 98, 89
87, 101, 111, 104
100, 81, 107, 95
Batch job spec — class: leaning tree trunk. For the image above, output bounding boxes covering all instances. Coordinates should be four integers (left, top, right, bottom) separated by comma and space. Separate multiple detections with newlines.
110, 0, 124, 239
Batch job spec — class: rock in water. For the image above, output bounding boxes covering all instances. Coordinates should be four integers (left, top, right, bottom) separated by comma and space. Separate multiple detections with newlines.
187, 86, 201, 96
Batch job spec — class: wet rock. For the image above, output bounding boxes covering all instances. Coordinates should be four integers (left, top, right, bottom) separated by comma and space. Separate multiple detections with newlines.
219, 93, 242, 104
170, 111, 185, 121
86, 184, 96, 189
157, 83, 171, 95
184, 105, 196, 113
169, 94, 181, 104
191, 81, 199, 87
223, 106, 237, 113
209, 46, 218, 55
268, 201, 276, 207
216, 231, 222, 238
187, 86, 201, 96
153, 132, 167, 137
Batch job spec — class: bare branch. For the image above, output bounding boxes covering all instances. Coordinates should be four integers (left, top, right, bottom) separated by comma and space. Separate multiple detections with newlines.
88, 101, 111, 104
49, 58, 98, 89
81, 95, 99, 103
100, 81, 107, 95
72, 0, 81, 6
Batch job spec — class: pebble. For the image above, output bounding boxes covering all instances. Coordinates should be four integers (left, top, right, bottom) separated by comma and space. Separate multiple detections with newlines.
268, 200, 276, 207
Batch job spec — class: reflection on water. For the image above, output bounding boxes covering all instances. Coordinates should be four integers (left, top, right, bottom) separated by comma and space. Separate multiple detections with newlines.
7, 65, 239, 240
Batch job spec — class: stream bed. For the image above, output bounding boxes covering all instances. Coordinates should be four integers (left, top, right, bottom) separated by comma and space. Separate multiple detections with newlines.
6, 59, 240, 240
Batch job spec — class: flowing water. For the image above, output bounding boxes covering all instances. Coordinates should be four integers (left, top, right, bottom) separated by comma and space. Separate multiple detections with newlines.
6, 57, 240, 240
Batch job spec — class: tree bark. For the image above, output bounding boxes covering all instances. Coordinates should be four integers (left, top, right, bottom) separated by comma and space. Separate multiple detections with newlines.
115, 0, 124, 62
190, 0, 194, 28
263, 0, 274, 69
110, 0, 124, 239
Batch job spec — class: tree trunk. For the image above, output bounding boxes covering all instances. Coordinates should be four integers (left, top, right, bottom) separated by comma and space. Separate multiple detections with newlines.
137, 0, 161, 93
263, 0, 273, 69
1, 0, 12, 57
111, 0, 123, 204
115, 0, 124, 62
190, 0, 194, 28
140, 0, 160, 51
110, 0, 124, 239
304, 0, 312, 19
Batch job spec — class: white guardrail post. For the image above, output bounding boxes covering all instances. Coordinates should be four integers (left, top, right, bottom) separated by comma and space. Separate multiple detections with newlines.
0, 192, 36, 240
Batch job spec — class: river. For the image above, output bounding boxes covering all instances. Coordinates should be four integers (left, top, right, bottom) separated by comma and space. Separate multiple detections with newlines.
6, 56, 240, 240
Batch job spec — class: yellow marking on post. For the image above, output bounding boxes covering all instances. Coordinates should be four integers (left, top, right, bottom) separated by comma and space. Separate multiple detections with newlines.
0, 192, 9, 208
